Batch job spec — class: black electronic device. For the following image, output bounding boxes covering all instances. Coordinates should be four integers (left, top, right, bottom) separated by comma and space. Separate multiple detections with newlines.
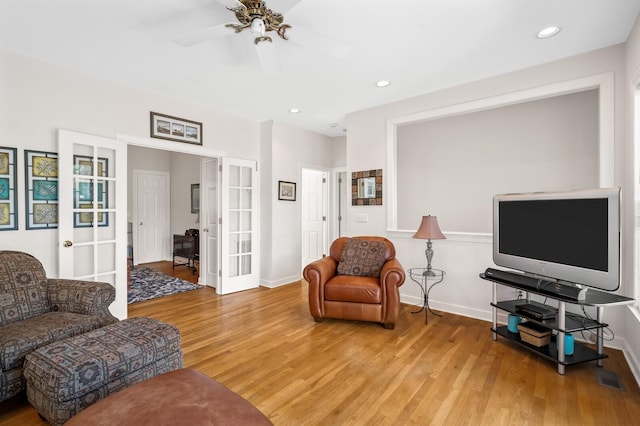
515, 303, 557, 320
484, 267, 587, 301
493, 188, 620, 292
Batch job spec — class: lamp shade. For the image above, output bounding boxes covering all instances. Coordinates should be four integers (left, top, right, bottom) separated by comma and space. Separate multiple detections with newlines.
413, 215, 446, 240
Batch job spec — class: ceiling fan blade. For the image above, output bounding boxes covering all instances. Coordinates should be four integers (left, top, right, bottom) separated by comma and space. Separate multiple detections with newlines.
174, 23, 234, 47
272, 0, 305, 16
255, 41, 280, 75
286, 25, 351, 60
215, 0, 246, 10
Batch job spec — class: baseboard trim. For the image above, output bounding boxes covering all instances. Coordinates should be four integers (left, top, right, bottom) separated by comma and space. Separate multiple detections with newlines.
261, 275, 301, 288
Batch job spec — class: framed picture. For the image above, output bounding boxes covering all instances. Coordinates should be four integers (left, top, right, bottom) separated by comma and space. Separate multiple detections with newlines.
74, 154, 108, 177
0, 146, 17, 231
150, 111, 203, 145
352, 169, 383, 206
25, 150, 58, 229
278, 181, 296, 201
191, 183, 200, 213
73, 155, 109, 228
75, 203, 106, 228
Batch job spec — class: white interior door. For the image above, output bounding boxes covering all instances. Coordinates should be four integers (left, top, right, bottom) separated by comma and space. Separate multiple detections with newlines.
58, 129, 127, 320
301, 169, 327, 268
133, 170, 169, 264
219, 157, 258, 294
200, 158, 219, 288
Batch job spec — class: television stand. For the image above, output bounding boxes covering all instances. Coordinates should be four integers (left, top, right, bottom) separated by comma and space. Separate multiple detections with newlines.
480, 270, 634, 375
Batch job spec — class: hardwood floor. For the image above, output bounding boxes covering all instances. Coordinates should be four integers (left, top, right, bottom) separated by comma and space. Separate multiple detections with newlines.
3, 267, 640, 425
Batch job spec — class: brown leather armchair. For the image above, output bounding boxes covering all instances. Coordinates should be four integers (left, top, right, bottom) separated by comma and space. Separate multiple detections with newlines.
303, 236, 406, 329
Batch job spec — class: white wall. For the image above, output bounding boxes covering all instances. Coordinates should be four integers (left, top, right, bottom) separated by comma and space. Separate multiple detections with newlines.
170, 152, 200, 236
260, 122, 339, 287
346, 43, 631, 349
396, 90, 599, 232
0, 48, 259, 279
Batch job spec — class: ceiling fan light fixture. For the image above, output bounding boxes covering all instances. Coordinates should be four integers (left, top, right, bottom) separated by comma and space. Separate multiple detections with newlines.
536, 26, 561, 39
376, 80, 391, 88
250, 18, 266, 36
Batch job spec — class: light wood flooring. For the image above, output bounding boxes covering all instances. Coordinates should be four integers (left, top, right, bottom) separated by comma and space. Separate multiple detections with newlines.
2, 263, 640, 425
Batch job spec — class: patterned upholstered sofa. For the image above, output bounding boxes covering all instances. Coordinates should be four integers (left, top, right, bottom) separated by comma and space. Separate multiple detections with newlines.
0, 250, 118, 402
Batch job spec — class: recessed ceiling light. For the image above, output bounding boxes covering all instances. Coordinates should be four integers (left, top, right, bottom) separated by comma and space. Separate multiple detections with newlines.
536, 26, 561, 39
289, 108, 300, 113
329, 123, 337, 128
376, 80, 390, 88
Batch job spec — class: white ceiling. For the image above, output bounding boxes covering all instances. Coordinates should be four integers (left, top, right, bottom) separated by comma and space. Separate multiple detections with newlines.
1, 0, 639, 137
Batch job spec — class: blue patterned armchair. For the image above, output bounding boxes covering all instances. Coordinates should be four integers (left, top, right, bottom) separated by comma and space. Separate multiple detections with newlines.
0, 250, 118, 402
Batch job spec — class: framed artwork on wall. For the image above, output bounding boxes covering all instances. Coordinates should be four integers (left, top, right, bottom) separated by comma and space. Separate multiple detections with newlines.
73, 155, 109, 227
278, 181, 296, 201
352, 169, 382, 205
150, 111, 203, 145
0, 146, 17, 231
25, 150, 58, 229
191, 183, 200, 213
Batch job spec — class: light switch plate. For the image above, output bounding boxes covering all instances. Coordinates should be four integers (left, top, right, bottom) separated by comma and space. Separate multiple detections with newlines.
355, 214, 368, 222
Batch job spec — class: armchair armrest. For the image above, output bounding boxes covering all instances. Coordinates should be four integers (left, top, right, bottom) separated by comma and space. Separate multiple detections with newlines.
303, 257, 338, 287
47, 279, 118, 326
303, 257, 338, 320
380, 258, 406, 289
380, 258, 405, 325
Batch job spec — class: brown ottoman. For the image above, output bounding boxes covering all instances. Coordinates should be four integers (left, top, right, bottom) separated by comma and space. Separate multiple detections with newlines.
65, 368, 273, 425
24, 317, 182, 425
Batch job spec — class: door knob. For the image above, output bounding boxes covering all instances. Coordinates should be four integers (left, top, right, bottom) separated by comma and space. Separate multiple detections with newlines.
63, 240, 73, 247
139, 222, 143, 225
203, 228, 209, 232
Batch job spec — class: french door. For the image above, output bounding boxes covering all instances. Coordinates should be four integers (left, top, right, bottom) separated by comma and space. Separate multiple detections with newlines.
219, 157, 258, 294
58, 129, 127, 320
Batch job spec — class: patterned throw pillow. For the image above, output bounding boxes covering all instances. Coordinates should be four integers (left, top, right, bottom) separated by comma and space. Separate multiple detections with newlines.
337, 238, 388, 277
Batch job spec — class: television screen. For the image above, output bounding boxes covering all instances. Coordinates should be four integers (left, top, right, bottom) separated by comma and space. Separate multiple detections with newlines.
493, 188, 620, 292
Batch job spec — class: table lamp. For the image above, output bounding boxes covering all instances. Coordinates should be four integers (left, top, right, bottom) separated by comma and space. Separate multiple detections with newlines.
413, 215, 446, 276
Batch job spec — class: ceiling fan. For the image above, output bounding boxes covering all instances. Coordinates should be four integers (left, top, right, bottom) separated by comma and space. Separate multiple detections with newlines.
224, 0, 291, 45
175, 0, 349, 74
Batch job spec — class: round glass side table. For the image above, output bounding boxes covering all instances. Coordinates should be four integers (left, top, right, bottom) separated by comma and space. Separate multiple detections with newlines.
408, 268, 446, 324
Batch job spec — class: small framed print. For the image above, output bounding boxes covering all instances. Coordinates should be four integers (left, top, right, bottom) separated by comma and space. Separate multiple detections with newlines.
0, 146, 17, 231
73, 155, 108, 228
74, 203, 108, 228
278, 181, 296, 201
150, 111, 202, 145
25, 150, 58, 230
74, 155, 108, 177
191, 183, 200, 213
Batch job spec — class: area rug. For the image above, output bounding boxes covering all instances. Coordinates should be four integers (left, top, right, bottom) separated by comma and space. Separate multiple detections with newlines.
128, 267, 201, 304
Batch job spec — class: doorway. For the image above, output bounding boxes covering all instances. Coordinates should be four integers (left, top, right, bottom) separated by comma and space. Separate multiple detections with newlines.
133, 170, 170, 264
301, 168, 328, 268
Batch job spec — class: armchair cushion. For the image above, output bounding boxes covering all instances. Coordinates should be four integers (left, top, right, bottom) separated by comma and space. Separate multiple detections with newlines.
336, 238, 387, 277
0, 312, 100, 370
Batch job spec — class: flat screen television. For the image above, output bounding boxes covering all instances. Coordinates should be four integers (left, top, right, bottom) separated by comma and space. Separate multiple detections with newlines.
493, 188, 620, 292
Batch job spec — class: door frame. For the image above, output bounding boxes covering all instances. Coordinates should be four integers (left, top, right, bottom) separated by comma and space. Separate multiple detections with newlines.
331, 167, 347, 241
117, 133, 226, 286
